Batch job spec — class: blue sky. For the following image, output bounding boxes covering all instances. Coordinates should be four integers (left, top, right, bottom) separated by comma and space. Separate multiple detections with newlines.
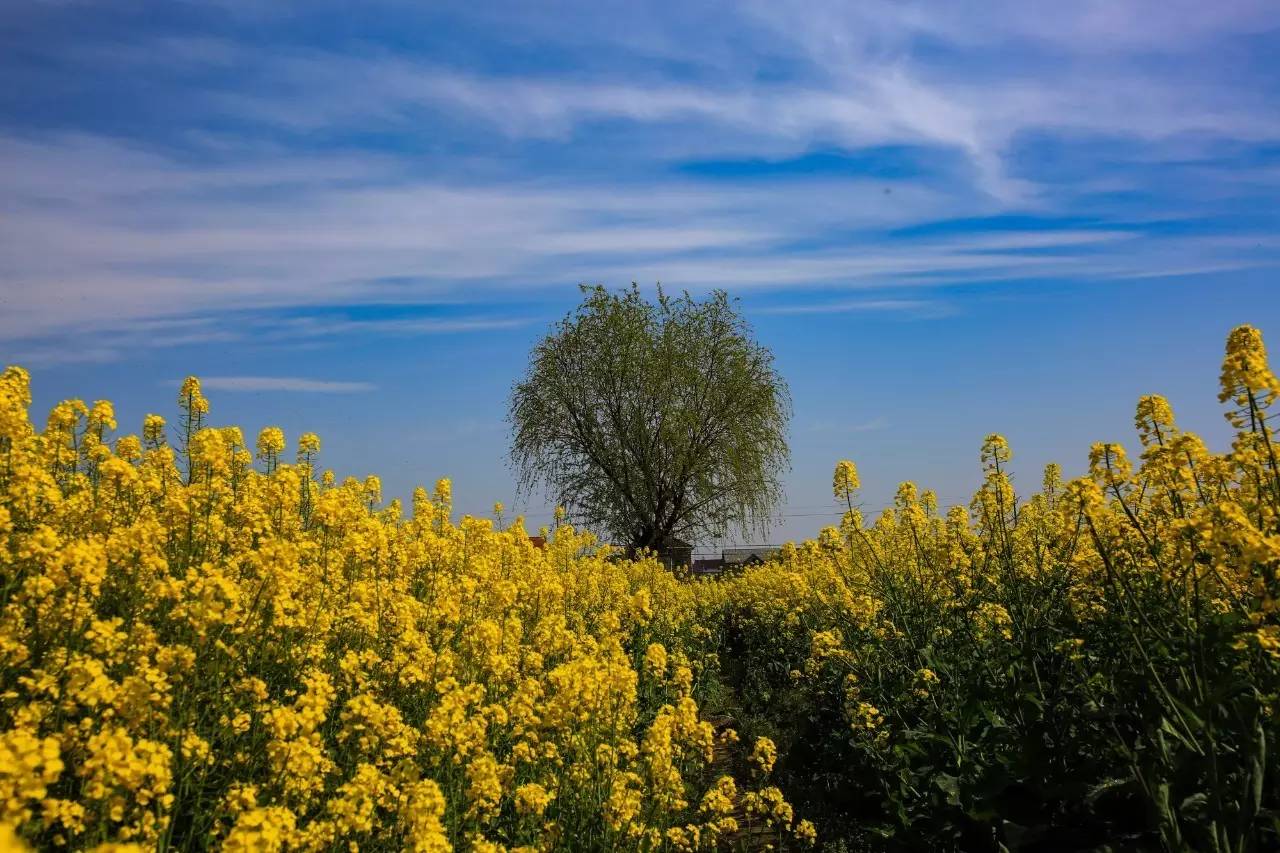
2, 1, 1279, 548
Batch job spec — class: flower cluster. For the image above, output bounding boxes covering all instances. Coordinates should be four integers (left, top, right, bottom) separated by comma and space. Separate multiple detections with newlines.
0, 372, 800, 851
707, 325, 1280, 850
4, 322, 1277, 851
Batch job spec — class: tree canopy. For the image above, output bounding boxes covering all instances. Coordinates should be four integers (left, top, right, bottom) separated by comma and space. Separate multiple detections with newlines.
509, 285, 791, 552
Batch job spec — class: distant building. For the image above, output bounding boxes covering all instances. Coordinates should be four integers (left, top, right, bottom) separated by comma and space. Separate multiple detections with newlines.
612, 539, 780, 575
721, 546, 781, 568
655, 536, 693, 572
691, 557, 725, 576
688, 546, 781, 578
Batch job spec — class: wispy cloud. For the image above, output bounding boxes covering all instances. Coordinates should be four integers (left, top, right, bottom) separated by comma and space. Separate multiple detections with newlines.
179, 376, 376, 393
757, 298, 953, 318
2, 316, 241, 365
5, 346, 125, 368
0, 304, 536, 364
3, 131, 1274, 346
135, 20, 1280, 202
261, 315, 536, 340
1, 1, 1278, 350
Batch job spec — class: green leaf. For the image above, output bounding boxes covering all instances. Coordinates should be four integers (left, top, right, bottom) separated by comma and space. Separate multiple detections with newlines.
935, 772, 961, 807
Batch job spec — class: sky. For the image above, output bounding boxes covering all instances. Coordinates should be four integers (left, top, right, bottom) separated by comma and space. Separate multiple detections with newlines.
2, 1, 1279, 549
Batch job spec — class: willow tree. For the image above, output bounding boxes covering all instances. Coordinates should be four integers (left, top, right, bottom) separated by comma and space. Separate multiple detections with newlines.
509, 285, 791, 553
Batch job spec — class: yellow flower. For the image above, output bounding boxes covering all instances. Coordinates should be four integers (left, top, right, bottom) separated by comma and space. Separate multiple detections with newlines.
743, 786, 793, 828
178, 376, 209, 416
223, 807, 296, 853
142, 414, 167, 446
833, 459, 860, 503
604, 773, 643, 832
0, 730, 64, 825
514, 782, 553, 817
699, 776, 736, 817
296, 432, 321, 460
850, 701, 882, 731
363, 475, 382, 506
465, 753, 508, 822
0, 821, 29, 852
256, 427, 286, 464
913, 668, 940, 698
1220, 324, 1279, 409
981, 433, 1012, 467
750, 736, 777, 776
0, 321, 1274, 852
976, 602, 1014, 641
642, 642, 668, 678
400, 781, 450, 853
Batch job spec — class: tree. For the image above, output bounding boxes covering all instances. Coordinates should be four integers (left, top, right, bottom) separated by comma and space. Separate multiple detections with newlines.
509, 285, 791, 553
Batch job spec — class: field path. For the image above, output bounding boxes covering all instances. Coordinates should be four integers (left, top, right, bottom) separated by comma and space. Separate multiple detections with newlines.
704, 714, 790, 852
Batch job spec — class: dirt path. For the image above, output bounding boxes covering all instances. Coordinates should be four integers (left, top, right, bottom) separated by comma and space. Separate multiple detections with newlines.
705, 714, 789, 852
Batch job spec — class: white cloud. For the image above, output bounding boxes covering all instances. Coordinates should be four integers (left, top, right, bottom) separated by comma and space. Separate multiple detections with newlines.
756, 298, 950, 317
1, 129, 1274, 345
5, 346, 124, 368
154, 22, 1280, 202
2, 3, 1278, 346
0, 133, 971, 341
260, 315, 536, 340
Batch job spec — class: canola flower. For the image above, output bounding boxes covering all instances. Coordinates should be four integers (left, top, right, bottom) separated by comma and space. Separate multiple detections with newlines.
703, 325, 1280, 849
2, 323, 1279, 850
0, 372, 800, 851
